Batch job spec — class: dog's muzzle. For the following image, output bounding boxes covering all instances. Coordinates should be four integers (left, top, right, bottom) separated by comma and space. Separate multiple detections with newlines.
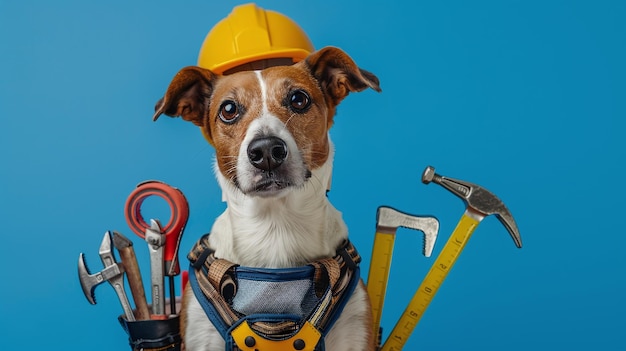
247, 136, 288, 173
244, 136, 293, 194
237, 135, 312, 196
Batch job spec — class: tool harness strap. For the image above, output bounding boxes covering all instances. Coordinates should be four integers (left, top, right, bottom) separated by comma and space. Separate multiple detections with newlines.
187, 234, 361, 350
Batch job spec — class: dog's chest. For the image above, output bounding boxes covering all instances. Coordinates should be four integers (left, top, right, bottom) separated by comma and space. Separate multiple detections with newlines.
210, 191, 347, 268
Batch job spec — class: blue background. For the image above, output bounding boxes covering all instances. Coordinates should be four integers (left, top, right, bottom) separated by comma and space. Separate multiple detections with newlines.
1, 1, 624, 349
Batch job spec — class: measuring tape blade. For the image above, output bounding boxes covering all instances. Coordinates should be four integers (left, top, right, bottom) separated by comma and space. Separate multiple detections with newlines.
382, 212, 481, 351
367, 230, 396, 338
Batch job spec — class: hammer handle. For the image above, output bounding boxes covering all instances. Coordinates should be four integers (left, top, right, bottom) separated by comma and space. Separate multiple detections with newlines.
118, 246, 151, 320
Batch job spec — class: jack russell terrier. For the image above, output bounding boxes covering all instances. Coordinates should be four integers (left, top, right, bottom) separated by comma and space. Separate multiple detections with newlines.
154, 46, 381, 351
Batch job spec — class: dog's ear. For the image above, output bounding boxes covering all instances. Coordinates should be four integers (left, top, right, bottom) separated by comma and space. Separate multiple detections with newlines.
152, 66, 217, 129
305, 46, 381, 107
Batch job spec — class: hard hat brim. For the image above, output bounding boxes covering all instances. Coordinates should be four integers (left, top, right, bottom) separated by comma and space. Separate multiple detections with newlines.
201, 48, 311, 75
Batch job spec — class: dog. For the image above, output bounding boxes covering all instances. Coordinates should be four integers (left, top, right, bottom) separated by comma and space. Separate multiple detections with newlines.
153, 46, 381, 351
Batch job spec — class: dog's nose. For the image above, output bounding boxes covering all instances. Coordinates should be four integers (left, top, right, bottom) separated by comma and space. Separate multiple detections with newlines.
247, 137, 288, 172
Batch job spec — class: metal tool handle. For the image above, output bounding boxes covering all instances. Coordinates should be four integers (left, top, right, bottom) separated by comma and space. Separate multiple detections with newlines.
110, 275, 136, 322
146, 220, 166, 317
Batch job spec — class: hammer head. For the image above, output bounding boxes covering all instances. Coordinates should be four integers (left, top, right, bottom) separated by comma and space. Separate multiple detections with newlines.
77, 232, 125, 304
78, 253, 101, 304
422, 166, 522, 248
377, 206, 439, 257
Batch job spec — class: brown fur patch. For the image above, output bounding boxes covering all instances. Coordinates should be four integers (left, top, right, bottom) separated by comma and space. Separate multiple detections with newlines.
205, 72, 264, 182
261, 66, 332, 168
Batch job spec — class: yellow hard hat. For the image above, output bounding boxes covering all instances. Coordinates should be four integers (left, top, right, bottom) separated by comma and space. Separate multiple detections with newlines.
197, 3, 314, 75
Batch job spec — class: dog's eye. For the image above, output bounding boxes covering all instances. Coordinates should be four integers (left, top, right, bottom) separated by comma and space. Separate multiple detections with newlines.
289, 90, 311, 112
219, 101, 239, 123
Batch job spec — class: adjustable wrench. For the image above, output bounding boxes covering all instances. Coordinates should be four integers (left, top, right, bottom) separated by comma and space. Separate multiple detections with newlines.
112, 231, 151, 320
78, 231, 135, 321
145, 219, 166, 317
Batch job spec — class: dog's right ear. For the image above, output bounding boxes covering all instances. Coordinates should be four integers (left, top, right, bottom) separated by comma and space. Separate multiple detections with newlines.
152, 66, 217, 129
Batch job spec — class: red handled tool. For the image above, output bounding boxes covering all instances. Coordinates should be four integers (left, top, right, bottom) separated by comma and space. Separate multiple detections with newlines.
125, 180, 189, 317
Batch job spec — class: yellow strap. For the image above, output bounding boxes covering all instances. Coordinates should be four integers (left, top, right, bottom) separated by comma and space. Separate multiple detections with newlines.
231, 320, 321, 351
382, 212, 480, 351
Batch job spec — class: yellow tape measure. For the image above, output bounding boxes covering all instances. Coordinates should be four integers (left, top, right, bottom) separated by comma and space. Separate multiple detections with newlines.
367, 229, 396, 339
370, 166, 523, 349
374, 212, 481, 351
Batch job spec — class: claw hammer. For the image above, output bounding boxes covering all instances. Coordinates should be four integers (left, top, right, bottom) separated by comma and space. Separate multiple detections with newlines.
367, 206, 439, 347
381, 166, 522, 351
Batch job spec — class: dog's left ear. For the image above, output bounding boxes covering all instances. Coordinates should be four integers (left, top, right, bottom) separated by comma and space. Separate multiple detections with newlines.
152, 66, 217, 128
305, 46, 381, 107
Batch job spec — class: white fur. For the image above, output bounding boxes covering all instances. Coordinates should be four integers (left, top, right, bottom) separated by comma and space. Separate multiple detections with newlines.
234, 114, 308, 198
184, 72, 372, 351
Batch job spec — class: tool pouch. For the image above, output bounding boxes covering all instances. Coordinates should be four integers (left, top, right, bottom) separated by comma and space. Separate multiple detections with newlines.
118, 315, 181, 351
